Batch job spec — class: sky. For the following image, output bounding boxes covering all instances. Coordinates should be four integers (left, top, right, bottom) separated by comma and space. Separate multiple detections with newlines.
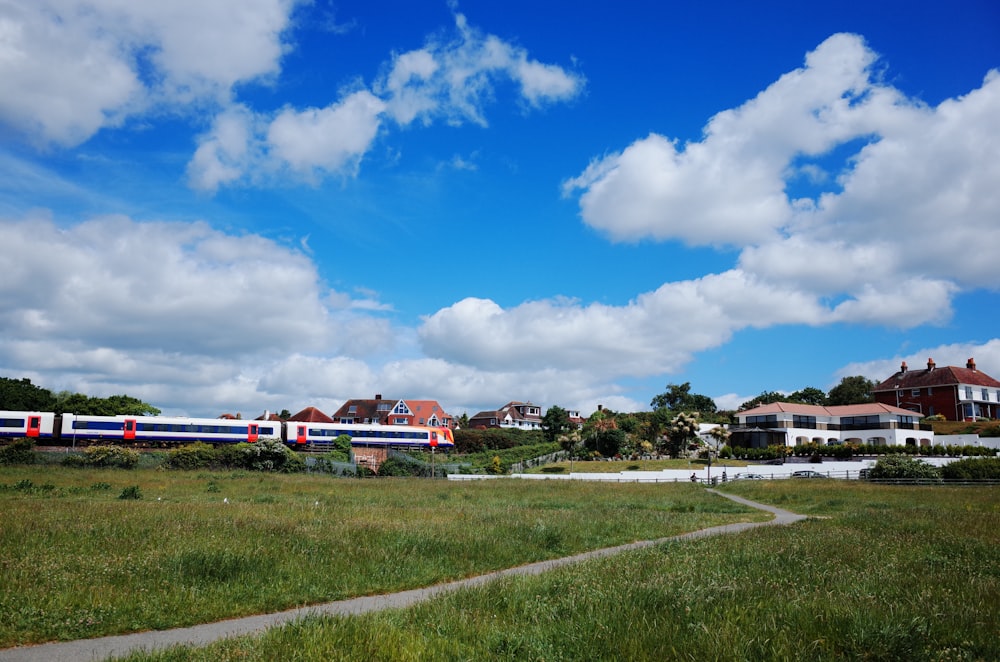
1, 0, 999, 420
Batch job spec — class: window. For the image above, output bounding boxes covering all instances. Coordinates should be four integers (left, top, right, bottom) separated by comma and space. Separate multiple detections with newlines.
792, 415, 817, 429
377, 403, 391, 411
911, 388, 920, 397
983, 388, 989, 401
926, 387, 933, 395
348, 405, 357, 413
898, 415, 914, 425
965, 386, 974, 399
746, 415, 778, 427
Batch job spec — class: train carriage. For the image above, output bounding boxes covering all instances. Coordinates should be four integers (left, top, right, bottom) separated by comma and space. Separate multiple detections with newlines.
287, 421, 454, 450
61, 414, 282, 445
0, 411, 57, 439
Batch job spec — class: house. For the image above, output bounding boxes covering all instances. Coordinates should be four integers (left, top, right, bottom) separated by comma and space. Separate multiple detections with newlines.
872, 358, 1000, 421
468, 401, 543, 430
731, 401, 933, 448
329, 394, 455, 429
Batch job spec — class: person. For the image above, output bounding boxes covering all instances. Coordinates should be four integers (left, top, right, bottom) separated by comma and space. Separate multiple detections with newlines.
690, 472, 697, 483
722, 470, 727, 483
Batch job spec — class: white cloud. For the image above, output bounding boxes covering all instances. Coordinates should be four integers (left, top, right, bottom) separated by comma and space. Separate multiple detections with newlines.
836, 339, 1000, 385
0, 0, 302, 147
377, 8, 584, 128
187, 7, 583, 191
418, 271, 830, 379
267, 91, 388, 176
564, 33, 1000, 330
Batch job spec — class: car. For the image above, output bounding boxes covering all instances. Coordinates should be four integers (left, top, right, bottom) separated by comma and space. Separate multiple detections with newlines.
791, 470, 825, 478
734, 473, 765, 480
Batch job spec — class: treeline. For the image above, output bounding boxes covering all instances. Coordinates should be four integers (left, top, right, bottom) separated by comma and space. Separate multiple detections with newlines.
0, 377, 160, 416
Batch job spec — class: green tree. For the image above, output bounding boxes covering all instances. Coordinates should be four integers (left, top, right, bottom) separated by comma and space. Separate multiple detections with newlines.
827, 376, 875, 406
663, 412, 700, 458
739, 390, 785, 411
0, 377, 55, 411
650, 382, 717, 415
788, 387, 827, 406
541, 405, 573, 443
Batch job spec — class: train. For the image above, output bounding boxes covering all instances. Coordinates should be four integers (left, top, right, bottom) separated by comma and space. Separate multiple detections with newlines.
0, 410, 455, 451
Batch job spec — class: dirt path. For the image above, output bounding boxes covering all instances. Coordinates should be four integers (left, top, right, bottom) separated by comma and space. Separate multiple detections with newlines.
0, 489, 805, 662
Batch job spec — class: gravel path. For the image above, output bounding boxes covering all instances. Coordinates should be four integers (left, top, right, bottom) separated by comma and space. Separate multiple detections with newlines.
0, 489, 805, 662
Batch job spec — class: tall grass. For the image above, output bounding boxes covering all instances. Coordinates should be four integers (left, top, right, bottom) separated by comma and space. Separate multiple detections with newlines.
120, 482, 999, 662
0, 467, 759, 647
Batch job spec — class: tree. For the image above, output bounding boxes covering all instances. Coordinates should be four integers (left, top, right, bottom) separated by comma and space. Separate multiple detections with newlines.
541, 405, 573, 443
663, 412, 700, 458
0, 377, 55, 411
739, 390, 785, 411
788, 387, 827, 406
827, 376, 875, 406
650, 382, 717, 415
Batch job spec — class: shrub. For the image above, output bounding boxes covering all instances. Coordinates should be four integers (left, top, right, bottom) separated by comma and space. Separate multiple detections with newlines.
868, 455, 941, 480
164, 442, 217, 470
0, 438, 36, 465
230, 438, 305, 472
377, 456, 424, 477
940, 457, 1000, 480
62, 445, 139, 469
118, 485, 142, 500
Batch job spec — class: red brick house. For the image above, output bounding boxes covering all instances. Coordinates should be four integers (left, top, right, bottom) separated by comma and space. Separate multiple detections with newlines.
329, 394, 455, 429
872, 358, 1000, 421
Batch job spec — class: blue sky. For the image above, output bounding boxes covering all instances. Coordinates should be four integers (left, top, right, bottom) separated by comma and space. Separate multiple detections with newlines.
1, 0, 999, 419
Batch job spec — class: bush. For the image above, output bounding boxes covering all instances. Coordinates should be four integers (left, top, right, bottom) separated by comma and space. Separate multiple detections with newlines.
376, 456, 424, 477
940, 457, 1000, 480
0, 438, 36, 465
62, 445, 139, 469
868, 455, 940, 481
229, 438, 305, 472
118, 485, 142, 500
164, 442, 217, 470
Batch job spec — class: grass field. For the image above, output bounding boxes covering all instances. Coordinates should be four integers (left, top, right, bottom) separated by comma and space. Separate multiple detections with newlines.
117, 481, 999, 662
0, 467, 762, 648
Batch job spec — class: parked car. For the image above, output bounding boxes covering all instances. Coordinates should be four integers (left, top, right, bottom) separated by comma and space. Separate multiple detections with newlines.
734, 473, 764, 480
791, 470, 825, 478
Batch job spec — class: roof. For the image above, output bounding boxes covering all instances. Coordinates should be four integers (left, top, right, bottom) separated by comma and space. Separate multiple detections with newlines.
287, 406, 333, 423
738, 402, 919, 417
873, 364, 1000, 391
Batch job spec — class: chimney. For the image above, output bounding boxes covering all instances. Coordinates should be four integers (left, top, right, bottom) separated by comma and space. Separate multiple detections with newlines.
900, 361, 908, 373
967, 358, 977, 371
927, 358, 936, 371
597, 404, 603, 412
375, 394, 382, 400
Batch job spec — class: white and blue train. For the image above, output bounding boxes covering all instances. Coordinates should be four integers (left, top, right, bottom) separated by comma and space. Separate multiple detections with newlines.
0, 410, 454, 451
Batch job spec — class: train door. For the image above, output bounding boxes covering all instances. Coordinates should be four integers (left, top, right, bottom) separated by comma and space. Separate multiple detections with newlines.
123, 419, 136, 440
27, 416, 41, 438
248, 423, 259, 443
296, 425, 307, 445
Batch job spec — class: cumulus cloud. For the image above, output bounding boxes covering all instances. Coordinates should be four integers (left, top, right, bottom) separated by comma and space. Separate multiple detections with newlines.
0, 214, 413, 413
419, 271, 830, 379
186, 6, 583, 191
836, 339, 1000, 385
563, 33, 1000, 331
0, 0, 301, 147
378, 10, 585, 127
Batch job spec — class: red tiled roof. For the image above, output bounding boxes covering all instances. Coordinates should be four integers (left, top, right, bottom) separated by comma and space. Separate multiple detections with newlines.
874, 365, 1000, 391
287, 406, 334, 423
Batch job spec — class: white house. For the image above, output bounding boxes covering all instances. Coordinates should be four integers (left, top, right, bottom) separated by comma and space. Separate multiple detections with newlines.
732, 402, 934, 448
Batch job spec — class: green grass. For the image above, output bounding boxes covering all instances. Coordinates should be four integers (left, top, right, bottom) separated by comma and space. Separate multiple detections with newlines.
0, 466, 761, 647
119, 481, 999, 662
